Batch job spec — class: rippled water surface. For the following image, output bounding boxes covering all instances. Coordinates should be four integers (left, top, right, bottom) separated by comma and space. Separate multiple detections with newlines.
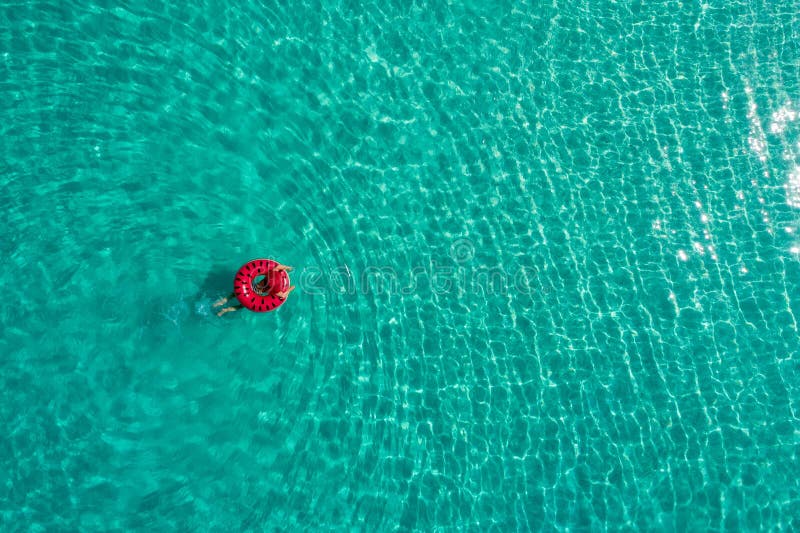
2, 1, 800, 530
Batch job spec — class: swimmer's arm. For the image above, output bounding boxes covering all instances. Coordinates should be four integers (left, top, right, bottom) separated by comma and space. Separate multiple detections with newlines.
275, 285, 296, 300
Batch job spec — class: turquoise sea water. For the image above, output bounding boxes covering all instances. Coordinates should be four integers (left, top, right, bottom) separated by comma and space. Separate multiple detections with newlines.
2, 0, 800, 530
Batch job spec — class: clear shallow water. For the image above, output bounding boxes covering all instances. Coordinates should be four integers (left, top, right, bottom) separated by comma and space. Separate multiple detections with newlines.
2, 0, 800, 530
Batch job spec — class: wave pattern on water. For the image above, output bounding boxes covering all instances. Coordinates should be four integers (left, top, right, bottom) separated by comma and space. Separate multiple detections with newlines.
1, 0, 799, 531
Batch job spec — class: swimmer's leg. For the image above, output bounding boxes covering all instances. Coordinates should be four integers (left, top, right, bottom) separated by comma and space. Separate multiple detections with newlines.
217, 304, 242, 317
213, 293, 236, 307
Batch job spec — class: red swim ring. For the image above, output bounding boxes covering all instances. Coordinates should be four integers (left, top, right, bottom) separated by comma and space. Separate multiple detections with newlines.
233, 259, 290, 312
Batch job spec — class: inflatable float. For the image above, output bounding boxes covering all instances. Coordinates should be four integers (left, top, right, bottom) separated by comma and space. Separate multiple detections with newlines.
233, 259, 290, 312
